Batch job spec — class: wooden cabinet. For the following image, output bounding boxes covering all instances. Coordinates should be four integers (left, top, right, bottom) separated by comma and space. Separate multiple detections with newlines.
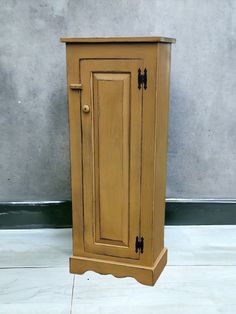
61, 37, 175, 286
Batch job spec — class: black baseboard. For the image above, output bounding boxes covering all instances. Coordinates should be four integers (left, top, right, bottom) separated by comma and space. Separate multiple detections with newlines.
0, 201, 72, 229
0, 200, 235, 229
165, 199, 236, 225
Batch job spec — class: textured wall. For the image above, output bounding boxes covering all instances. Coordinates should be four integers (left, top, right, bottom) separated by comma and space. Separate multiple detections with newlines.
0, 0, 235, 201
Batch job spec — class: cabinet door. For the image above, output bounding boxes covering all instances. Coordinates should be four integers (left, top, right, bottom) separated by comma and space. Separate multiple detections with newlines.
81, 59, 143, 259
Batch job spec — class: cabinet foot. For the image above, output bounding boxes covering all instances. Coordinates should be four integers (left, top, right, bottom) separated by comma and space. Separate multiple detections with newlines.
70, 248, 167, 286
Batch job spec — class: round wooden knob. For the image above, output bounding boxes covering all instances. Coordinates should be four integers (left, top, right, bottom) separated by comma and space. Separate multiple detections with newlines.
82, 105, 90, 113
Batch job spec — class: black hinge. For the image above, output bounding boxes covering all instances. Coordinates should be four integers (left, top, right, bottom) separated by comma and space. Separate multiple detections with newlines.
138, 68, 147, 90
135, 236, 144, 254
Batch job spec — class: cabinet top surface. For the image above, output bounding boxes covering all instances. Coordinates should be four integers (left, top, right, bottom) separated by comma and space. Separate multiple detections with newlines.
60, 36, 176, 44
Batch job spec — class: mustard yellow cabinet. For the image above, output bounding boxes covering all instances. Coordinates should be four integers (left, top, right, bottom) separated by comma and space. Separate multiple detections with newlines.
61, 37, 175, 286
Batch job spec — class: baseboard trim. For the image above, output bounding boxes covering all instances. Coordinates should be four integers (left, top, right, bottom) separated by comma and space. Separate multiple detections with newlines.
165, 199, 236, 225
0, 199, 235, 229
0, 201, 72, 229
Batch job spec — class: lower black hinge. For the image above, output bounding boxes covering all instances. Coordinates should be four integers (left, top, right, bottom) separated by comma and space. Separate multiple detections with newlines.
135, 236, 144, 253
138, 68, 147, 90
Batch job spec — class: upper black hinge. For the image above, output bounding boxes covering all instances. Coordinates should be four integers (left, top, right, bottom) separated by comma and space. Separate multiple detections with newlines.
135, 236, 144, 254
138, 68, 147, 90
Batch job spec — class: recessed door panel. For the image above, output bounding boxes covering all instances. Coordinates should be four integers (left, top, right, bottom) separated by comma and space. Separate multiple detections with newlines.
81, 59, 143, 259
93, 73, 130, 246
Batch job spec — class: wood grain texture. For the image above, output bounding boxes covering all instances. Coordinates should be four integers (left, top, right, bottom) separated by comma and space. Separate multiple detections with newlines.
70, 248, 167, 286
66, 44, 84, 257
60, 36, 176, 44
153, 43, 172, 262
81, 59, 142, 260
93, 73, 130, 245
63, 39, 174, 285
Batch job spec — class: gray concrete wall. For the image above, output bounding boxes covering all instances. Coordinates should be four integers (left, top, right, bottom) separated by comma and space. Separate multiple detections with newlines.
0, 0, 235, 201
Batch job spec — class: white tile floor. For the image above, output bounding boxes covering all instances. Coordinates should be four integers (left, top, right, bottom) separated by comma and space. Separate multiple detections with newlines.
0, 226, 235, 313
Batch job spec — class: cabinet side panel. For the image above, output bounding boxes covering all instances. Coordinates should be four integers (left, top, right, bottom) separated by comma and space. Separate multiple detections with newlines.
153, 44, 171, 262
65, 44, 84, 256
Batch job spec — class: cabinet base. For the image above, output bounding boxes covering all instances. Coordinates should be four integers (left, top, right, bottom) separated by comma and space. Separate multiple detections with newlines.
70, 248, 167, 286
